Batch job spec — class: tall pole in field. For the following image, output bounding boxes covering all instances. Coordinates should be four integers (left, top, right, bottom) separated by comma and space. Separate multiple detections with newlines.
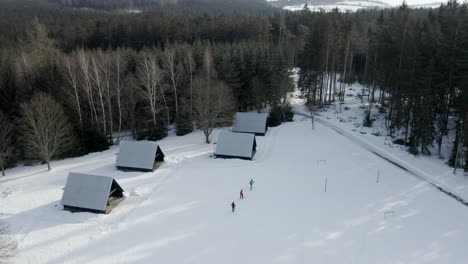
454, 120, 463, 174
311, 108, 315, 130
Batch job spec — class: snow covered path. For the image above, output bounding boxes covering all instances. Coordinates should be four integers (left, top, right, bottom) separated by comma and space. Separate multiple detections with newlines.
289, 78, 468, 205
295, 111, 468, 207
2, 118, 468, 263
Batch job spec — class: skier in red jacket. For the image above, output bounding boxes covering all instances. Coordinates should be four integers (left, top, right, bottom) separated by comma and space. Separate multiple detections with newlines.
240, 189, 244, 199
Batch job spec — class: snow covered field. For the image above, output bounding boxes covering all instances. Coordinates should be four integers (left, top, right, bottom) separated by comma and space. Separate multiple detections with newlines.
284, 1, 387, 12
283, 0, 443, 12
291, 81, 468, 202
2, 95, 468, 263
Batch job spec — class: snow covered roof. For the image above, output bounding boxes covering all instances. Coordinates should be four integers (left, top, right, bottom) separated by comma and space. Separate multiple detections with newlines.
116, 140, 164, 171
215, 131, 257, 160
232, 112, 268, 135
61, 172, 122, 212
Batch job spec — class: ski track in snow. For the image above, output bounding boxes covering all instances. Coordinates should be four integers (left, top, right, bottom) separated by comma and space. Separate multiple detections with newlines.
296, 111, 468, 207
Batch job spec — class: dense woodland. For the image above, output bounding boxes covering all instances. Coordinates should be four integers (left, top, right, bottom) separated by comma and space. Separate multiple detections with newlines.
48, 0, 277, 14
0, 0, 466, 175
295, 1, 468, 171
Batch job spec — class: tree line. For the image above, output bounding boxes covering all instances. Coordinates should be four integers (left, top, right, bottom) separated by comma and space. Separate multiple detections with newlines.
0, 0, 466, 174
0, 0, 279, 52
48, 0, 275, 14
0, 11, 293, 174
294, 2, 468, 171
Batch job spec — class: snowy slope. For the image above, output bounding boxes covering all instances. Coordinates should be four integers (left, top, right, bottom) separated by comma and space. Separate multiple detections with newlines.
292, 79, 468, 198
283, 0, 443, 12
2, 106, 468, 263
290, 69, 468, 201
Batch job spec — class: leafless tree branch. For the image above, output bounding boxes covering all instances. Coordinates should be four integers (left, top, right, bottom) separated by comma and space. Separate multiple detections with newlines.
18, 93, 75, 170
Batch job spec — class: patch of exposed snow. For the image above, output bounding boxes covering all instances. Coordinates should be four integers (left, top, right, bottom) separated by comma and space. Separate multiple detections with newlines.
1, 73, 468, 263
284, 0, 443, 12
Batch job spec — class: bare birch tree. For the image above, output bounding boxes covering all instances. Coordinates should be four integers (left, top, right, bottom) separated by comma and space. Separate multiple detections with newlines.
163, 49, 180, 121
112, 51, 127, 141
184, 50, 195, 120
0, 112, 14, 176
101, 51, 114, 139
95, 50, 114, 139
91, 52, 108, 136
18, 93, 75, 170
193, 48, 235, 143
137, 53, 167, 128
78, 50, 99, 130
194, 78, 235, 143
15, 52, 36, 95
63, 53, 83, 129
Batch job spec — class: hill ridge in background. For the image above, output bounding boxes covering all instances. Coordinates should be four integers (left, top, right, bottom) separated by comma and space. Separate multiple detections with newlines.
46, 0, 279, 15
270, 0, 444, 11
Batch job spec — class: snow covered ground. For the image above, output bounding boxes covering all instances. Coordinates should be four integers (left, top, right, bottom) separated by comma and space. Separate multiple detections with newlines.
284, 1, 387, 12
291, 79, 468, 202
2, 94, 468, 263
283, 0, 443, 12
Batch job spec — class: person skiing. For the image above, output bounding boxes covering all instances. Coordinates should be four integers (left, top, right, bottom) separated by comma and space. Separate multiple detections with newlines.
240, 189, 244, 199
231, 202, 236, 213
249, 179, 255, 191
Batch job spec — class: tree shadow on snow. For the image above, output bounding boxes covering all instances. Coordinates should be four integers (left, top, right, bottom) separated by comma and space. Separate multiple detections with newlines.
4, 201, 98, 236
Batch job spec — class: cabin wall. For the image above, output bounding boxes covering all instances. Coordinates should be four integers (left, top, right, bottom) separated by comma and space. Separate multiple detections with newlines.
63, 205, 105, 214
117, 166, 153, 172
155, 147, 165, 162
215, 154, 253, 161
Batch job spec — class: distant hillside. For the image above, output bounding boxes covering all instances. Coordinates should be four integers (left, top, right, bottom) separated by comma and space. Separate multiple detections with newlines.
268, 0, 343, 6
270, 0, 444, 11
47, 0, 278, 14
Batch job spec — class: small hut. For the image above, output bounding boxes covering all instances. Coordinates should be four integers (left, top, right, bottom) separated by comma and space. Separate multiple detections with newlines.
232, 112, 268, 136
214, 131, 257, 160
116, 141, 165, 172
61, 172, 125, 214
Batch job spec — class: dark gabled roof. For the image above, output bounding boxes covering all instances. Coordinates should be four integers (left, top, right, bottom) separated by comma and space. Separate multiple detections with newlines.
215, 131, 256, 159
232, 112, 268, 135
61, 172, 123, 212
116, 141, 163, 170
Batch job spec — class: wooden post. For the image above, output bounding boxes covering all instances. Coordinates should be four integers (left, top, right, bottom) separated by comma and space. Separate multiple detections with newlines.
464, 112, 468, 149
311, 109, 315, 130
464, 112, 468, 171
454, 120, 463, 174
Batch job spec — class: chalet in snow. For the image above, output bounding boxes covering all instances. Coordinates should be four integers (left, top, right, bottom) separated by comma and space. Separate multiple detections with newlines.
214, 131, 257, 160
116, 140, 165, 172
61, 172, 125, 214
232, 112, 268, 136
